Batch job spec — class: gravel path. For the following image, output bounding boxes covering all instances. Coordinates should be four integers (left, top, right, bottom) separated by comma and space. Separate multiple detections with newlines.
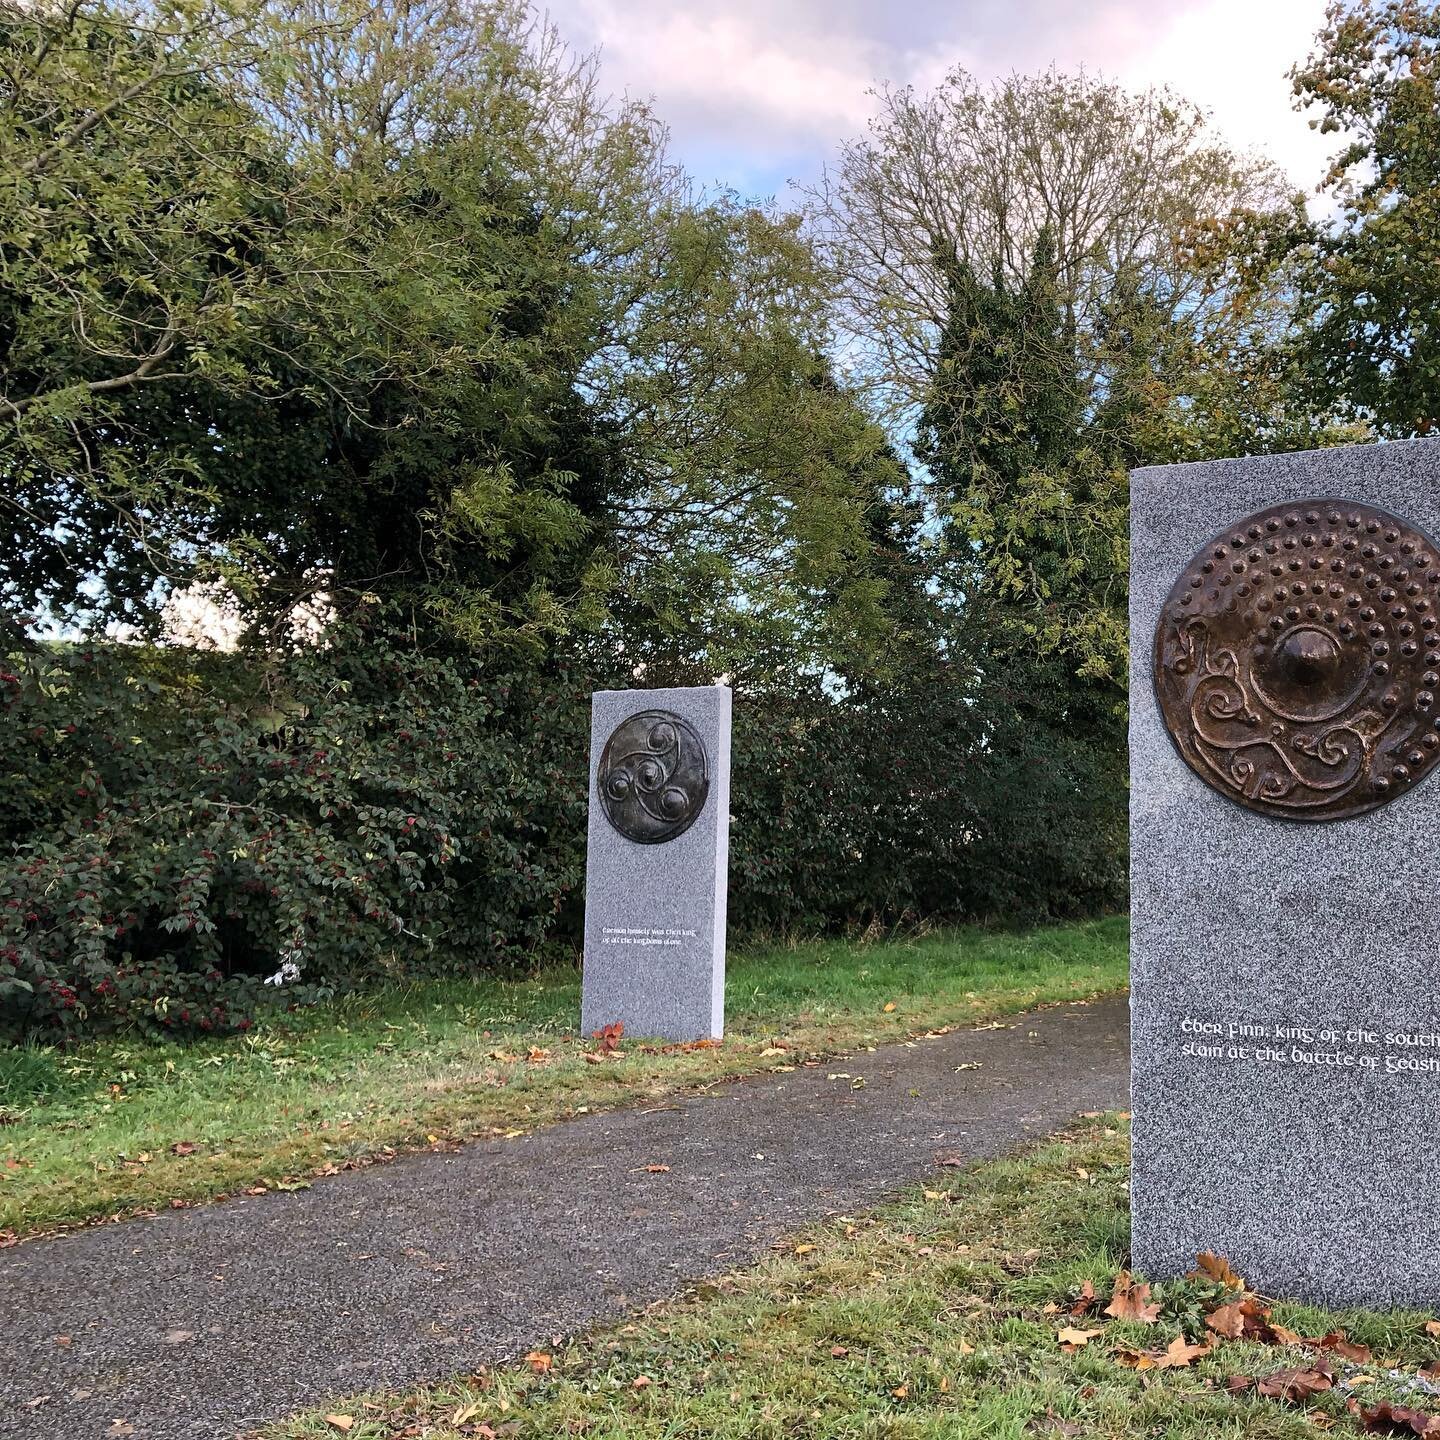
0, 995, 1130, 1439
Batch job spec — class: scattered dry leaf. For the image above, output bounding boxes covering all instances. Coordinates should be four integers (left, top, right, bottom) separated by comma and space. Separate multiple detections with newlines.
1104, 1272, 1161, 1324
1189, 1252, 1245, 1290
1162, 1335, 1213, 1368
1113, 1347, 1159, 1371
1347, 1397, 1440, 1436
1316, 1330, 1373, 1365
524, 1352, 552, 1374
1205, 1296, 1285, 1344
591, 1023, 624, 1054
324, 1417, 355, 1434
1256, 1364, 1335, 1404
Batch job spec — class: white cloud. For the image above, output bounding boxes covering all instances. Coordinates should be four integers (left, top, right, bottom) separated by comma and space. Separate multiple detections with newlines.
542, 0, 1338, 197
1113, 0, 1334, 190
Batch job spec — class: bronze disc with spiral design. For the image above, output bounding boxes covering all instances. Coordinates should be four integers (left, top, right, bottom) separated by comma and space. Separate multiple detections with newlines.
1153, 498, 1440, 820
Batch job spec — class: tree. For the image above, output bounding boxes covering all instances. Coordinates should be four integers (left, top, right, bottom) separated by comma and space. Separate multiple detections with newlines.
1, 0, 904, 666
1288, 0, 1440, 434
809, 68, 1288, 430
816, 66, 1348, 697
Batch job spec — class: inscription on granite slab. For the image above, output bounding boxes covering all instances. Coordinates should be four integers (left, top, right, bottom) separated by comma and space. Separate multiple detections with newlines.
581, 686, 731, 1042
1131, 438, 1440, 1309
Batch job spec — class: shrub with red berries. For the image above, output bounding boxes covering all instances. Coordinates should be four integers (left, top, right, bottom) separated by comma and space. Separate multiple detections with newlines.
0, 624, 594, 1041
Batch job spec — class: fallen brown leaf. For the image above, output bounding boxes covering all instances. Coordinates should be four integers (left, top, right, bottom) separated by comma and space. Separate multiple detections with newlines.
1256, 1363, 1335, 1404
1316, 1330, 1373, 1365
1069, 1279, 1099, 1316
592, 1022, 624, 1054
1206, 1295, 1284, 1344
1347, 1397, 1440, 1436
169, 1141, 200, 1158
1057, 1326, 1103, 1348
324, 1418, 355, 1434
1186, 1255, 1244, 1290
1161, 1335, 1212, 1369
1189, 1251, 1245, 1290
1113, 1347, 1160, 1370
1104, 1272, 1161, 1324
524, 1351, 552, 1374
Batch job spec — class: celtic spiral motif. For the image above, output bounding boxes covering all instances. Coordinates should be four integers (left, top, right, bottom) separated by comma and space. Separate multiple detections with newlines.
597, 709, 710, 844
1154, 499, 1440, 821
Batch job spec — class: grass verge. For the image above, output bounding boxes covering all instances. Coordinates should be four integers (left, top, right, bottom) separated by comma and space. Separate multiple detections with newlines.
0, 915, 1126, 1238
263, 1119, 1440, 1440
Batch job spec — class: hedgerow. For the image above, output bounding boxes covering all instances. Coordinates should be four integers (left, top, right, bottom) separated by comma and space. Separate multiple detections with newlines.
0, 632, 1124, 1042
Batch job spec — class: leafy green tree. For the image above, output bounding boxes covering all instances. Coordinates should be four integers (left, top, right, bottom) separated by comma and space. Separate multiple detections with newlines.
2, 0, 903, 664
1288, 0, 1440, 434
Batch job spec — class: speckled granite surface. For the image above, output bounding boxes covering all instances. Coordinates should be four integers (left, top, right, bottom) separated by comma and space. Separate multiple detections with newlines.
1131, 439, 1440, 1306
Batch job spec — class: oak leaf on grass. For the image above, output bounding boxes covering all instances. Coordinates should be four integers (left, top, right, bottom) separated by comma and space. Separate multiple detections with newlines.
1104, 1272, 1160, 1324
1188, 1252, 1245, 1290
1255, 1364, 1335, 1403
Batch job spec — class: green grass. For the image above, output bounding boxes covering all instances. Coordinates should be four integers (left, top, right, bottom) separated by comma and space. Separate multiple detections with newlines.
262, 1119, 1440, 1440
0, 916, 1126, 1238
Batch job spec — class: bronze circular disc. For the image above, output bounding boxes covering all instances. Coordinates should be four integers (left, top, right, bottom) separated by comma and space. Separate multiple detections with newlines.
1153, 498, 1440, 821
597, 709, 710, 844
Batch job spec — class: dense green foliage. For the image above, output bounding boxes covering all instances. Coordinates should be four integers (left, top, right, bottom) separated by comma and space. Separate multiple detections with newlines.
0, 624, 599, 1037
1289, 1, 1440, 434
0, 631, 1124, 1040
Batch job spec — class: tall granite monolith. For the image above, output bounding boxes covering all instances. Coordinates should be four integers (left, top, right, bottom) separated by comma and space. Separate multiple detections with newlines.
1131, 438, 1440, 1306
580, 686, 731, 1043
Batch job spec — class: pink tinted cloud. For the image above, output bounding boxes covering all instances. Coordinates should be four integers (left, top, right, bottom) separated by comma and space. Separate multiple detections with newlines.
544, 0, 1335, 195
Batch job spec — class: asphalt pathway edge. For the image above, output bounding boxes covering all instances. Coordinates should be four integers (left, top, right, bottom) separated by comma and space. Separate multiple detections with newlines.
0, 995, 1131, 1440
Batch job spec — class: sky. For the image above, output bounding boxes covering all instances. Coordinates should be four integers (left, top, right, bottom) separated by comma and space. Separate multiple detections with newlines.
541, 0, 1338, 202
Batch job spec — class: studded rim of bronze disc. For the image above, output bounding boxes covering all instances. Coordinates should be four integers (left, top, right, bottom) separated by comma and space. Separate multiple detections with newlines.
1153, 498, 1440, 821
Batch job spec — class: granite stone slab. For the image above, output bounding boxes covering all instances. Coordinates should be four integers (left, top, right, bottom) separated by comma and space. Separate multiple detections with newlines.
581, 686, 731, 1042
1130, 438, 1440, 1307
